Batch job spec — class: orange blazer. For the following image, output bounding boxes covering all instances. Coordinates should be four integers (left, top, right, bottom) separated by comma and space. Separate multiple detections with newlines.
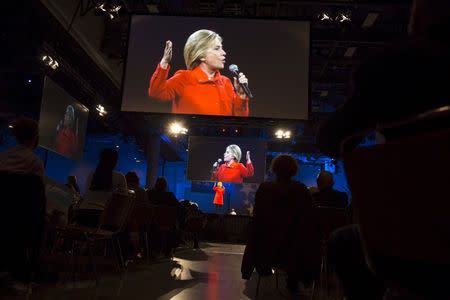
149, 64, 249, 116
212, 161, 254, 184
213, 186, 225, 205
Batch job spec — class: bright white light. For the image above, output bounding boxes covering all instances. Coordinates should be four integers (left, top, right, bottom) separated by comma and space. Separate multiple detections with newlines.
96, 104, 107, 117
319, 13, 331, 21
275, 130, 284, 139
169, 122, 188, 135
337, 13, 351, 23
275, 129, 292, 139
42, 55, 59, 69
8, 125, 13, 129
98, 3, 106, 11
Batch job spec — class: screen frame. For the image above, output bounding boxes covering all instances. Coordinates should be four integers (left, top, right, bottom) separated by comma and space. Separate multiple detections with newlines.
120, 14, 312, 122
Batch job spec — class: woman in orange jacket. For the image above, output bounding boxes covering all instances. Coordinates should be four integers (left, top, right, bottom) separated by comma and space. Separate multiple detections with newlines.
148, 29, 250, 116
213, 181, 225, 214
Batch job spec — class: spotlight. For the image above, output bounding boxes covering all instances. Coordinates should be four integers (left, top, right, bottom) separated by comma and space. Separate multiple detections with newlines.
319, 12, 332, 21
168, 122, 188, 136
337, 13, 351, 23
96, 104, 107, 117
42, 55, 59, 70
27, 79, 32, 84
115, 145, 120, 148
275, 129, 292, 139
8, 125, 13, 129
96, 2, 122, 20
275, 130, 284, 139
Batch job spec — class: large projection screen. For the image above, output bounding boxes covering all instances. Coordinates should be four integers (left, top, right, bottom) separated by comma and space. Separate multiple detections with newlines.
122, 15, 310, 120
39, 77, 89, 160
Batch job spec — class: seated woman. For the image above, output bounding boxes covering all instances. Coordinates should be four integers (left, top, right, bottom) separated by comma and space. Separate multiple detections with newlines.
241, 154, 320, 294
77, 148, 127, 227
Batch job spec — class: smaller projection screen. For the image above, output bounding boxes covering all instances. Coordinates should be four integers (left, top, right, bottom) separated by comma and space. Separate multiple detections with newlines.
121, 15, 310, 120
187, 136, 266, 184
39, 77, 89, 160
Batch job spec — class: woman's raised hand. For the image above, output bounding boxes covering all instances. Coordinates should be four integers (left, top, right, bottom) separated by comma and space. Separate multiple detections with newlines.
160, 40, 172, 69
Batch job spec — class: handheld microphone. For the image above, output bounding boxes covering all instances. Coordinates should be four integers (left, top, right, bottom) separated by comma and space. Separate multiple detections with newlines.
213, 158, 222, 168
228, 64, 253, 98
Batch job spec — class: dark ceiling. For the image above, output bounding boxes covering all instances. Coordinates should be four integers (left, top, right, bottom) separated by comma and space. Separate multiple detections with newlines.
1, 0, 412, 156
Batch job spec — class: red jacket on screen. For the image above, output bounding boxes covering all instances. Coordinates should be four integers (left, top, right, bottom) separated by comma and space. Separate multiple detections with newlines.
56, 128, 78, 157
213, 186, 225, 206
212, 161, 254, 184
148, 64, 249, 116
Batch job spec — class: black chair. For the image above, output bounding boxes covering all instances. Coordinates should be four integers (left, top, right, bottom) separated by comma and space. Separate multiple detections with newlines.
342, 106, 450, 298
314, 206, 348, 296
0, 172, 46, 284
53, 192, 135, 284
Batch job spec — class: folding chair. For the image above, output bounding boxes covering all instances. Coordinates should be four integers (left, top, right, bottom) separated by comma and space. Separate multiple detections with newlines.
53, 192, 135, 284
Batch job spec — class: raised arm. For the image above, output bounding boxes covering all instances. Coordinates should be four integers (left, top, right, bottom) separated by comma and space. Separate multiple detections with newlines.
239, 151, 254, 178
148, 41, 183, 102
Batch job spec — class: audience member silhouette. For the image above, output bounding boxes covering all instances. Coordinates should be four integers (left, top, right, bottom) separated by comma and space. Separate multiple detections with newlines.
148, 177, 182, 257
125, 171, 148, 206
319, 1, 450, 299
147, 177, 179, 207
77, 148, 127, 227
241, 154, 320, 294
312, 171, 348, 208
0, 117, 46, 286
0, 117, 44, 177
65, 175, 80, 194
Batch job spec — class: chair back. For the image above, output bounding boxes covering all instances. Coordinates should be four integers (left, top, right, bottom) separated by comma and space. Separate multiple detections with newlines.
343, 109, 450, 267
98, 192, 135, 232
152, 205, 178, 229
130, 203, 155, 229
314, 206, 349, 242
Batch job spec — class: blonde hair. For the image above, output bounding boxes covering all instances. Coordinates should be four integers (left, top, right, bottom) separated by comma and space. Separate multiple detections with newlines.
227, 144, 242, 162
217, 181, 223, 187
184, 29, 222, 70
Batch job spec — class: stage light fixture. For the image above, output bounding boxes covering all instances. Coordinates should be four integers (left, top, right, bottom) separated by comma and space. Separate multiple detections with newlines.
275, 129, 292, 139
168, 122, 188, 136
96, 104, 107, 117
42, 55, 59, 70
96, 2, 122, 20
337, 13, 351, 23
8, 125, 13, 129
319, 12, 332, 21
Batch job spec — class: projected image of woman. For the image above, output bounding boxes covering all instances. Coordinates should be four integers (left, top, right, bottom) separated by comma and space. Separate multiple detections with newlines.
56, 105, 79, 157
211, 144, 254, 184
148, 29, 250, 116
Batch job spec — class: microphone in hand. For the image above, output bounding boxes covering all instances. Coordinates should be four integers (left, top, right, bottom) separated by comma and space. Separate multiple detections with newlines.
229, 64, 253, 98
213, 158, 222, 168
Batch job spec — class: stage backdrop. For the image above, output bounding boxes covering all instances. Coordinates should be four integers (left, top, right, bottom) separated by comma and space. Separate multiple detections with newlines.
122, 15, 310, 120
39, 77, 89, 160
187, 136, 266, 184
